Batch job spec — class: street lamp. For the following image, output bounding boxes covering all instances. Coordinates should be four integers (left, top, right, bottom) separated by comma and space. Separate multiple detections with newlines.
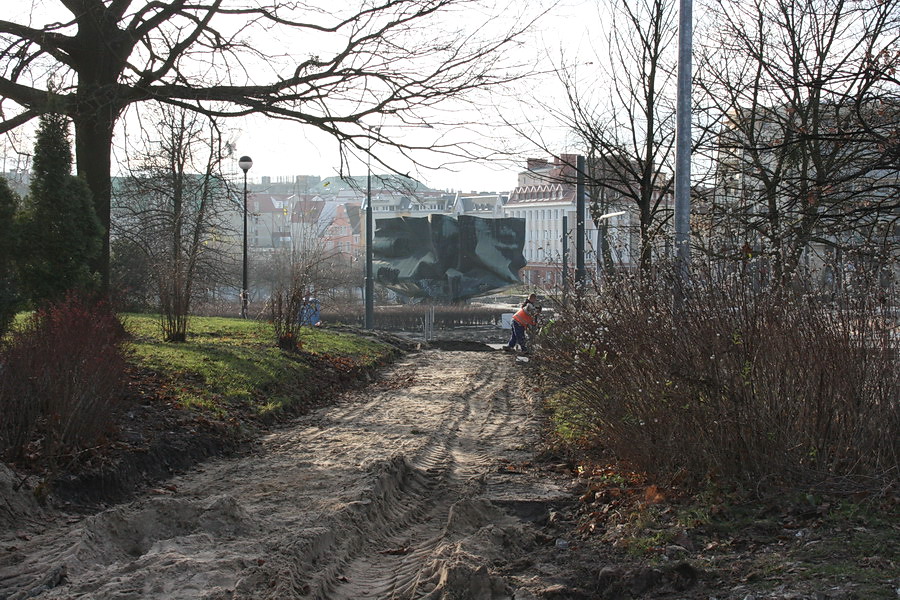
239, 155, 253, 318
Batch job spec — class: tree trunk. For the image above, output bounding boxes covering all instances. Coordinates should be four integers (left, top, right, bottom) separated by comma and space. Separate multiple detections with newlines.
74, 112, 116, 291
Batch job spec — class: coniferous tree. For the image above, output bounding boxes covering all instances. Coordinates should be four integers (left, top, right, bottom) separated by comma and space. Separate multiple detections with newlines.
0, 177, 20, 334
18, 113, 103, 306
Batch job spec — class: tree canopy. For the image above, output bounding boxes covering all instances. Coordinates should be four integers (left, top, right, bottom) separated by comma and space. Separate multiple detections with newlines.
0, 0, 537, 286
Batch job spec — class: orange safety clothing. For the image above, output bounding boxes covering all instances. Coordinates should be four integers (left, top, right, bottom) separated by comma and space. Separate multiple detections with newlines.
512, 306, 537, 327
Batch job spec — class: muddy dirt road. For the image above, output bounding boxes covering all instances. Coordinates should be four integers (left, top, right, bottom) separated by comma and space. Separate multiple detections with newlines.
2, 349, 586, 600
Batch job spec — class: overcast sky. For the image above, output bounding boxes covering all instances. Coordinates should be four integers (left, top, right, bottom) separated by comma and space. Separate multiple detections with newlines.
4, 0, 606, 193
229, 0, 603, 193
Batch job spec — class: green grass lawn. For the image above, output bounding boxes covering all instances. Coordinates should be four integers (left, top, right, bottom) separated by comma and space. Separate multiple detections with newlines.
123, 314, 396, 416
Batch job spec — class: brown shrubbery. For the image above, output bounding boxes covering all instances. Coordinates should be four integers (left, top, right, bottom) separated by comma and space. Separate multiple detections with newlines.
537, 270, 899, 497
322, 303, 504, 330
0, 294, 127, 479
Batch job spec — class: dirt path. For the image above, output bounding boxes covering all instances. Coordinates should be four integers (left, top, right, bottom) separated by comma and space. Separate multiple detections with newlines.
1, 349, 581, 600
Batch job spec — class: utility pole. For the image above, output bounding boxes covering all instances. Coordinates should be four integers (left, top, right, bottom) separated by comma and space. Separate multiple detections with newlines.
365, 142, 376, 330
562, 214, 568, 305
674, 0, 693, 299
575, 155, 586, 288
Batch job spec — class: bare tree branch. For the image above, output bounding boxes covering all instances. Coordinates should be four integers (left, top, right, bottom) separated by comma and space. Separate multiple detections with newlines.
0, 0, 543, 286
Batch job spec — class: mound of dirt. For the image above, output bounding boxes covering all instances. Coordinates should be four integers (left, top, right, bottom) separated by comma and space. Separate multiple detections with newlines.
0, 464, 46, 532
1, 335, 403, 522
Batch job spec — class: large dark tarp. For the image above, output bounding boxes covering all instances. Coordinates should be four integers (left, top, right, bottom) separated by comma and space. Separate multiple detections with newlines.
373, 214, 525, 301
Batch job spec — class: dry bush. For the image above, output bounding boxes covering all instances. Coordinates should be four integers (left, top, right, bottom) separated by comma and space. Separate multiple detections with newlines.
321, 303, 504, 330
320, 302, 363, 327
0, 294, 127, 477
267, 286, 310, 352
538, 269, 899, 496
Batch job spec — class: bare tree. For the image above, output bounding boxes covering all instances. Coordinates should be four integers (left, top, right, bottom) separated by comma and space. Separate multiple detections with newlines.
509, 0, 679, 274
697, 0, 900, 283
264, 239, 359, 351
113, 105, 235, 341
0, 0, 541, 287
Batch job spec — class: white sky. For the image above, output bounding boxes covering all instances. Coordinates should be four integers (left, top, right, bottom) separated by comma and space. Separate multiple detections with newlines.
230, 0, 603, 193
3, 0, 607, 193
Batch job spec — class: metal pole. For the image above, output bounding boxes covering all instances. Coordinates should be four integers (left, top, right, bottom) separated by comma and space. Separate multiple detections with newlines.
241, 169, 248, 319
364, 155, 374, 329
575, 155, 586, 287
674, 0, 693, 296
562, 214, 568, 305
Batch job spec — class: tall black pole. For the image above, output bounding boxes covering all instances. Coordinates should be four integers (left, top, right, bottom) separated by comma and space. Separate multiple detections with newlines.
238, 156, 252, 318
365, 159, 374, 329
562, 214, 568, 305
241, 169, 248, 318
575, 155, 586, 287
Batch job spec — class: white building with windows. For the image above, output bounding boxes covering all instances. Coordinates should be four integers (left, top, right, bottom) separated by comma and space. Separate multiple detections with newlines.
503, 155, 600, 288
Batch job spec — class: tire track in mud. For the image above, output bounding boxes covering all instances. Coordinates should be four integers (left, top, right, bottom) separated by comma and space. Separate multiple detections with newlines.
317, 354, 521, 600
1, 349, 564, 600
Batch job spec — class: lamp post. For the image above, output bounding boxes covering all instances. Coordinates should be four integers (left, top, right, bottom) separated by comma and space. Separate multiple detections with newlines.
239, 155, 253, 318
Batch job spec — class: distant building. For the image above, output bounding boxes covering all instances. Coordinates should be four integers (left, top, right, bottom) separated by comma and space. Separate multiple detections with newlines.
711, 101, 899, 286
504, 154, 676, 287
504, 155, 584, 287
238, 173, 514, 264
237, 160, 674, 293
449, 192, 508, 218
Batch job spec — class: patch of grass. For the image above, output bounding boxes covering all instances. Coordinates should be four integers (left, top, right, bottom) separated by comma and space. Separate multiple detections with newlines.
124, 313, 272, 344
1, 311, 32, 341
122, 314, 396, 417
677, 496, 896, 595
799, 505, 899, 581
626, 529, 674, 556
296, 326, 393, 366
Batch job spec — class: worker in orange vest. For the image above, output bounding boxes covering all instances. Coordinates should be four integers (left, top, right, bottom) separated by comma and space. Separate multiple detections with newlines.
504, 293, 541, 354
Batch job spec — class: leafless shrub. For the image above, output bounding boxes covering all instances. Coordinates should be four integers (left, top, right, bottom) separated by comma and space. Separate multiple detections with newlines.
260, 245, 357, 351
267, 280, 310, 352
0, 294, 127, 483
538, 268, 899, 496
113, 106, 237, 342
320, 304, 505, 330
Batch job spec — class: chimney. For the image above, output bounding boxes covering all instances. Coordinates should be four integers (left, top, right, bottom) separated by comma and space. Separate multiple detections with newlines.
555, 154, 577, 182
526, 158, 550, 171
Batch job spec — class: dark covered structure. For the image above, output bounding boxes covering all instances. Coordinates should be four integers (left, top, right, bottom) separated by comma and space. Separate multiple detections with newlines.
373, 214, 526, 302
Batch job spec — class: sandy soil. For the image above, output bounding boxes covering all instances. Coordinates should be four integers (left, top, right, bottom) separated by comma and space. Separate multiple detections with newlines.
0, 349, 587, 600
